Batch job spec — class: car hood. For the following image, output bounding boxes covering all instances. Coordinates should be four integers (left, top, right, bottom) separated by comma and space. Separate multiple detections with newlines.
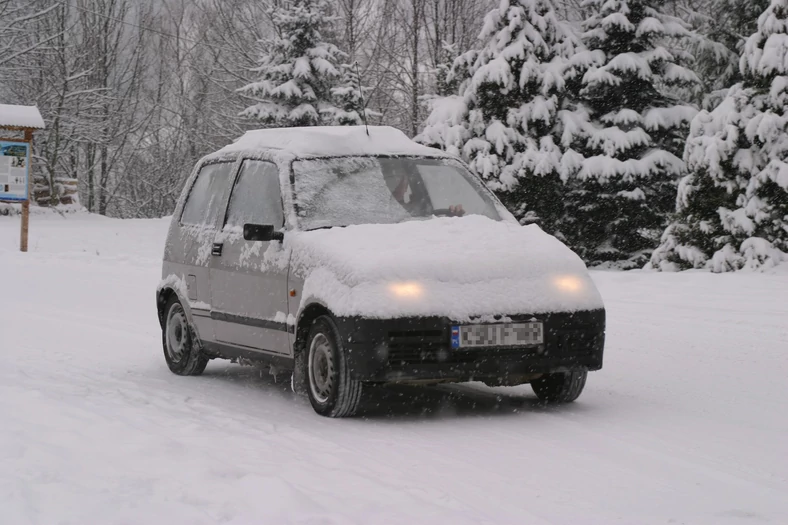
287, 215, 604, 319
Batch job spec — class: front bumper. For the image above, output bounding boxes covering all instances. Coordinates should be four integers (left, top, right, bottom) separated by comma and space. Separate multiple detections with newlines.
334, 309, 605, 383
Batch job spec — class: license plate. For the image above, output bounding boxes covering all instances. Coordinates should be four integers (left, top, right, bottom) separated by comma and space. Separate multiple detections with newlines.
451, 322, 543, 349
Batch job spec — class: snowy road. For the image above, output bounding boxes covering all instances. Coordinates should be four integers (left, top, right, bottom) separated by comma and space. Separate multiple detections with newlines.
1, 212, 787, 525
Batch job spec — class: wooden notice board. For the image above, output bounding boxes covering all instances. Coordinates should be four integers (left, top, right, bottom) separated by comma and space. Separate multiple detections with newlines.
0, 104, 45, 252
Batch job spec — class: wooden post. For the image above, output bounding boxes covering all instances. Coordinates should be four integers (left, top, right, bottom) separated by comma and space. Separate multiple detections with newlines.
21, 200, 29, 252
19, 129, 33, 252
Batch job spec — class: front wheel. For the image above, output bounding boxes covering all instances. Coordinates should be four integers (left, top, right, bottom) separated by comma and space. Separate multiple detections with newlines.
531, 369, 587, 403
162, 296, 209, 376
305, 316, 364, 417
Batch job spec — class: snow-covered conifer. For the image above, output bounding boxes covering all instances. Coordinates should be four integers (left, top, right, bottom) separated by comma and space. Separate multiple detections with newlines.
240, 0, 352, 127
650, 0, 788, 272
711, 0, 770, 60
417, 0, 583, 235
325, 63, 371, 126
688, 0, 770, 107
560, 0, 700, 267
435, 42, 462, 97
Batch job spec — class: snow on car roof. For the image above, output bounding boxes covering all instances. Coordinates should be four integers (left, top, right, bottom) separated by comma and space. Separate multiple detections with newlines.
216, 125, 451, 158
0, 104, 46, 129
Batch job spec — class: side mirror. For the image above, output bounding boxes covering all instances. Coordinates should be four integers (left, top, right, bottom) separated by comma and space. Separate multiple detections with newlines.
243, 223, 284, 242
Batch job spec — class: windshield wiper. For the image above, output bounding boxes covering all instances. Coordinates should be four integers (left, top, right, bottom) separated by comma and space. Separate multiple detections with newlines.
305, 225, 349, 232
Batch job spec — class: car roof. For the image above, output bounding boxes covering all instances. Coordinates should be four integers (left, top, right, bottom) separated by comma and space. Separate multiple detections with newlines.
212, 125, 451, 160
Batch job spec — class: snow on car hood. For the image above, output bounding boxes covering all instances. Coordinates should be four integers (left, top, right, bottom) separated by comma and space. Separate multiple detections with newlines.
287, 215, 604, 320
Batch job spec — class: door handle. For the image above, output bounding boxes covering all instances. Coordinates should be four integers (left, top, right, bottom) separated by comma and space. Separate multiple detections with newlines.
211, 243, 223, 256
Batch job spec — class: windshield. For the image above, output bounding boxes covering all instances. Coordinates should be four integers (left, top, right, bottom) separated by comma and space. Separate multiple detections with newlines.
292, 156, 502, 229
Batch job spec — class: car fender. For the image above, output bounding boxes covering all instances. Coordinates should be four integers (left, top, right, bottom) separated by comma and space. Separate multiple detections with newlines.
294, 295, 333, 326
156, 274, 206, 343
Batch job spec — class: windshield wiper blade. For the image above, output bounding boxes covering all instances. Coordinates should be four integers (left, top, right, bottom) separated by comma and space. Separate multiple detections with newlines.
305, 225, 348, 232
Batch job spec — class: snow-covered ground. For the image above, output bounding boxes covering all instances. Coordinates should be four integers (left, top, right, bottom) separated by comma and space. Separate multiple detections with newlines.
1, 212, 787, 525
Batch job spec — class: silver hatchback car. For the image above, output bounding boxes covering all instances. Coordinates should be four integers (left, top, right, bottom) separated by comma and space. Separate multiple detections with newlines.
156, 126, 606, 417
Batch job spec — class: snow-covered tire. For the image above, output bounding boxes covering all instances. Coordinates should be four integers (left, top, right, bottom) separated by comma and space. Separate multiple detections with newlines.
162, 296, 208, 376
531, 369, 587, 403
305, 316, 364, 417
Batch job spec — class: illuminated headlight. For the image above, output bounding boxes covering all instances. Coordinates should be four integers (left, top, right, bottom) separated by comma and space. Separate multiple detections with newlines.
388, 282, 423, 299
552, 275, 585, 293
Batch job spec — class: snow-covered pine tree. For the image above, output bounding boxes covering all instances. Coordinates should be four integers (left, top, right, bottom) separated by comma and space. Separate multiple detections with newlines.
560, 0, 700, 268
326, 63, 370, 126
435, 42, 462, 97
686, 0, 770, 108
240, 0, 359, 127
712, 0, 771, 57
417, 0, 583, 236
650, 0, 788, 272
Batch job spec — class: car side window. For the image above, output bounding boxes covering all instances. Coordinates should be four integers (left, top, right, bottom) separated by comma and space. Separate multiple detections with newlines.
224, 160, 284, 229
181, 162, 235, 227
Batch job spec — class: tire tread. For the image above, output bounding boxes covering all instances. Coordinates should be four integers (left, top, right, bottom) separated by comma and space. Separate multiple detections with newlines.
163, 296, 209, 377
306, 316, 364, 418
532, 369, 587, 403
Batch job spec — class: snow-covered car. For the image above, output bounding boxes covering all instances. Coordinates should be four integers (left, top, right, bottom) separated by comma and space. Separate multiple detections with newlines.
156, 126, 606, 417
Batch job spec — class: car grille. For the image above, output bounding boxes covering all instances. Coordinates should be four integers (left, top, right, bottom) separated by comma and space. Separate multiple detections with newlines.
387, 329, 445, 364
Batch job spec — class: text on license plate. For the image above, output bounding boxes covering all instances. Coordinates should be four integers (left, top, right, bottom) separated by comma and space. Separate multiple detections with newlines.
451, 322, 544, 349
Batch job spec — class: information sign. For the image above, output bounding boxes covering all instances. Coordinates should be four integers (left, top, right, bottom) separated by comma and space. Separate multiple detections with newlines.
0, 140, 29, 201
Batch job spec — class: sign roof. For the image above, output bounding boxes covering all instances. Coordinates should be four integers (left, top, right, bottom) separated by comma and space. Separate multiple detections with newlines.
0, 104, 45, 130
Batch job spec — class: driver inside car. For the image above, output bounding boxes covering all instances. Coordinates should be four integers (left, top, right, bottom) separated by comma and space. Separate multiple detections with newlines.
385, 164, 465, 217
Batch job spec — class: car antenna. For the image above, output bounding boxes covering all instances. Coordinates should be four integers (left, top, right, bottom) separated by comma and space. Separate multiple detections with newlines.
355, 61, 370, 137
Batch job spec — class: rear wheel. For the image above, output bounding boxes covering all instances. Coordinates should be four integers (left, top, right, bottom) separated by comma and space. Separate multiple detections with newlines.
305, 316, 364, 417
531, 369, 587, 403
162, 296, 208, 376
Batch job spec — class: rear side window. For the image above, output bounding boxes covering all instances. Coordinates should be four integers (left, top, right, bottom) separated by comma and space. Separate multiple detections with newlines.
181, 162, 235, 226
224, 160, 284, 229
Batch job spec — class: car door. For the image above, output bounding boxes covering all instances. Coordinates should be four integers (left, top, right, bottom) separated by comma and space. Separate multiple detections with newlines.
209, 159, 291, 354
170, 159, 237, 344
